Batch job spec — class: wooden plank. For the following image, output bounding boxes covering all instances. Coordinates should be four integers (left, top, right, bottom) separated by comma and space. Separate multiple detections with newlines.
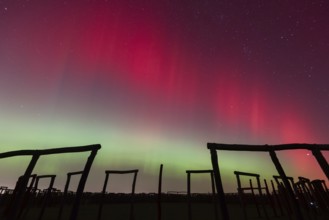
209, 148, 230, 220
207, 143, 329, 152
0, 144, 101, 159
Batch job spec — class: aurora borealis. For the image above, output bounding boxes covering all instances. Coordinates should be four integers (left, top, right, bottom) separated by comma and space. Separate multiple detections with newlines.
1, 1, 329, 193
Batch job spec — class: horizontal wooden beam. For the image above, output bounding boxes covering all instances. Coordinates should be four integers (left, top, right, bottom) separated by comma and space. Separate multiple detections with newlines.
0, 144, 101, 159
207, 143, 329, 152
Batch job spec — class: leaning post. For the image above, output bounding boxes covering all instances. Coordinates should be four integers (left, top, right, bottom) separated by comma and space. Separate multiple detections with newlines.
311, 148, 329, 180
208, 144, 230, 220
10, 154, 40, 220
70, 147, 100, 220
269, 150, 304, 220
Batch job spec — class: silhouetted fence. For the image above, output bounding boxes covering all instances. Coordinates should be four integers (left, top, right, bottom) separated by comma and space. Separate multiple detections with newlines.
97, 169, 138, 220
208, 143, 329, 220
58, 171, 84, 220
186, 170, 218, 220
0, 144, 101, 220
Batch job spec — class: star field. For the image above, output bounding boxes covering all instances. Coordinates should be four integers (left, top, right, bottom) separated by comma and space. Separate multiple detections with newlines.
0, 0, 328, 192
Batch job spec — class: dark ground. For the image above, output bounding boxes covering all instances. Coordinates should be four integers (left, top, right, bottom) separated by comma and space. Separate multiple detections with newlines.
1, 193, 329, 220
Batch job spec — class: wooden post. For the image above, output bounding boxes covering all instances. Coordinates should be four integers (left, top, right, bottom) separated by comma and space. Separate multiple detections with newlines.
264, 179, 278, 217
16, 174, 37, 220
271, 180, 284, 216
256, 176, 269, 219
269, 150, 304, 220
58, 173, 72, 220
97, 171, 110, 220
130, 171, 138, 220
157, 164, 163, 220
234, 172, 247, 220
186, 170, 219, 220
187, 171, 192, 220
312, 149, 329, 180
8, 154, 40, 220
58, 171, 83, 220
98, 170, 138, 220
37, 175, 56, 220
210, 171, 219, 220
0, 144, 101, 220
209, 148, 230, 220
70, 149, 98, 220
250, 179, 261, 218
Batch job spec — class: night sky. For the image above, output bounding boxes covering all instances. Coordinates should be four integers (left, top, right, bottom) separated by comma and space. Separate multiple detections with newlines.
1, 0, 329, 193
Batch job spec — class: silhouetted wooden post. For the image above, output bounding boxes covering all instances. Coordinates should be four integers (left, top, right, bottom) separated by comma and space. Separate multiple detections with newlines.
0, 144, 101, 220
210, 171, 219, 220
9, 154, 40, 220
206, 143, 329, 220
58, 171, 83, 220
270, 180, 284, 216
312, 149, 329, 180
208, 147, 230, 220
157, 164, 163, 220
235, 171, 247, 219
186, 170, 219, 220
264, 179, 278, 217
16, 174, 37, 220
234, 171, 269, 219
269, 150, 304, 220
36, 175, 56, 220
255, 176, 269, 219
253, 178, 262, 217
273, 175, 297, 217
69, 148, 99, 220
130, 170, 138, 220
311, 179, 329, 210
97, 171, 110, 220
297, 176, 319, 217
187, 171, 192, 220
97, 170, 138, 220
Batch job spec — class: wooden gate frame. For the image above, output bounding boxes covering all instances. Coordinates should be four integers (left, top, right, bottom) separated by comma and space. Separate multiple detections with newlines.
97, 169, 138, 220
58, 171, 84, 220
0, 144, 101, 220
186, 170, 218, 220
207, 143, 329, 220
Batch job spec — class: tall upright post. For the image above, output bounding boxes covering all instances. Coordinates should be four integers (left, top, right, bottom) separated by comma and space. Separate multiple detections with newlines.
97, 172, 110, 220
187, 172, 192, 220
7, 154, 40, 220
130, 171, 138, 220
58, 171, 83, 220
157, 164, 163, 220
269, 150, 304, 220
210, 171, 219, 220
312, 149, 329, 180
209, 148, 230, 220
0, 144, 101, 220
70, 149, 98, 220
38, 175, 56, 220
58, 174, 72, 220
98, 170, 138, 220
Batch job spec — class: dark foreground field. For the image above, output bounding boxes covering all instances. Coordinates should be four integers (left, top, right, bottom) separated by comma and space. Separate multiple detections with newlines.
4, 203, 329, 220
15, 203, 275, 220
2, 199, 329, 220
0, 202, 293, 220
